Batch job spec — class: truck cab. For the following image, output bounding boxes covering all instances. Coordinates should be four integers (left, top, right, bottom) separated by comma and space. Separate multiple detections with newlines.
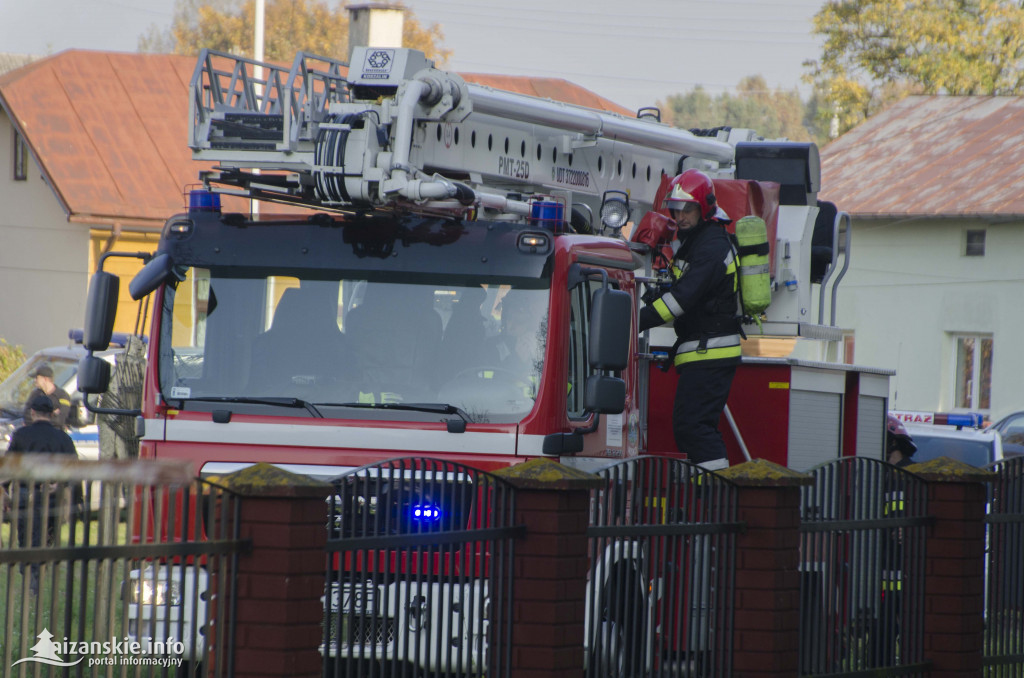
80, 208, 634, 478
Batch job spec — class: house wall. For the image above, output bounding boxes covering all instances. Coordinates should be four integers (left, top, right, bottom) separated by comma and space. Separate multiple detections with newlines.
0, 113, 91, 353
833, 216, 1024, 421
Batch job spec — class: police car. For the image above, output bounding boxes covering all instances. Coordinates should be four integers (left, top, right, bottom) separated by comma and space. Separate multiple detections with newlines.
0, 331, 139, 459
891, 411, 1004, 468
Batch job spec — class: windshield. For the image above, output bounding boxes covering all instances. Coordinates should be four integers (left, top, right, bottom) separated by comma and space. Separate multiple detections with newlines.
159, 268, 550, 423
0, 353, 78, 416
909, 432, 995, 467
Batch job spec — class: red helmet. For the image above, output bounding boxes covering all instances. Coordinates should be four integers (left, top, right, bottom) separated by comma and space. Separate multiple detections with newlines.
886, 414, 917, 456
662, 169, 716, 220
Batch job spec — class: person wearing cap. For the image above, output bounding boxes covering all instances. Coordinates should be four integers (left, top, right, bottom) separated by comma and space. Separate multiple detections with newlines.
6, 394, 78, 595
23, 363, 73, 430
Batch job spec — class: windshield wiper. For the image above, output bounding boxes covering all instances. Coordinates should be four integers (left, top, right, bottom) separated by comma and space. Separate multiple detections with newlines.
169, 396, 323, 418
324, 402, 472, 432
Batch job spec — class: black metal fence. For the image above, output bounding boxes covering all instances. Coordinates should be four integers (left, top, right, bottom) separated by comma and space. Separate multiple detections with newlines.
586, 456, 741, 678
323, 457, 520, 678
798, 457, 930, 677
0, 455, 244, 678
984, 456, 1024, 675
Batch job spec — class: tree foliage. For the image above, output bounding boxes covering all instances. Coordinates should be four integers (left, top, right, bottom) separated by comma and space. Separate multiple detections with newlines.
805, 0, 1024, 136
658, 76, 818, 144
0, 338, 26, 383
139, 0, 451, 66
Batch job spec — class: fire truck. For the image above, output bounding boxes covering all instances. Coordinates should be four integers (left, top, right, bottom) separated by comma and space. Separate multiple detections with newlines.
78, 47, 890, 670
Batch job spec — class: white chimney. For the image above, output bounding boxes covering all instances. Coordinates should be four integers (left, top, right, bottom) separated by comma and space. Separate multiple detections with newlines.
346, 3, 405, 61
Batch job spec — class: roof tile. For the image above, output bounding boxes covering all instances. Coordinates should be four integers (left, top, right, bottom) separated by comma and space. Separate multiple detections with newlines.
1, 49, 631, 225
821, 96, 1024, 218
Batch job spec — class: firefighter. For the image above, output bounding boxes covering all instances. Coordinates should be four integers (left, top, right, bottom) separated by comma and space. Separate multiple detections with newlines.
875, 414, 917, 665
6, 394, 78, 594
885, 414, 917, 467
638, 169, 740, 470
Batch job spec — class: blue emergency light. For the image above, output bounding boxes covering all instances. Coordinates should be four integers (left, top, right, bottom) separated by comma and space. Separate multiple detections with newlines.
188, 189, 221, 213
932, 412, 985, 429
411, 502, 442, 522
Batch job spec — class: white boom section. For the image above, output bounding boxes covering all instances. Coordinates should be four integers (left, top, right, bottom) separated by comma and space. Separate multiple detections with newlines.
189, 46, 740, 221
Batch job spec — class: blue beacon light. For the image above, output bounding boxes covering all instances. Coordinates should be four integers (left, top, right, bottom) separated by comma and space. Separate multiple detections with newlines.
411, 503, 442, 522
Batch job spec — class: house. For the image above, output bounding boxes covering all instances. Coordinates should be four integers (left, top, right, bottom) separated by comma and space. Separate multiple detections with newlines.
0, 49, 630, 353
819, 95, 1024, 421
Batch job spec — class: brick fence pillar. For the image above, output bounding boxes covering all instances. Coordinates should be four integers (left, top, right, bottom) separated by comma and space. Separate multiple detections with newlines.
910, 458, 994, 678
494, 458, 602, 678
720, 459, 812, 677
219, 463, 332, 678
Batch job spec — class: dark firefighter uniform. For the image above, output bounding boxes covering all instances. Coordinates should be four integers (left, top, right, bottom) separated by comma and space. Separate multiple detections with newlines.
639, 218, 741, 466
6, 395, 78, 594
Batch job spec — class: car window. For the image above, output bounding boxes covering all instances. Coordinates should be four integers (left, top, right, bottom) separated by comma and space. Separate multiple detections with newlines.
997, 414, 1024, 438
0, 354, 79, 415
910, 433, 994, 467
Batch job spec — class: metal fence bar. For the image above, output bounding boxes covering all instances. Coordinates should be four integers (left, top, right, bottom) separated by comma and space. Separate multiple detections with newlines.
983, 456, 1024, 676
585, 456, 741, 678
0, 459, 244, 678
798, 457, 929, 678
323, 456, 520, 678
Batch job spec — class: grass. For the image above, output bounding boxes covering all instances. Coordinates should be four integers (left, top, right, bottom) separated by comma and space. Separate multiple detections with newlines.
0, 511, 147, 676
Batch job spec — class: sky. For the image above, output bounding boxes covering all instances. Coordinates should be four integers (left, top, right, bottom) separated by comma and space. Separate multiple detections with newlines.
0, 0, 826, 112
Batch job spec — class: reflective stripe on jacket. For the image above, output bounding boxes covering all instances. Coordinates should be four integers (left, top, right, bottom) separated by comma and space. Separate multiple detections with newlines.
655, 222, 741, 367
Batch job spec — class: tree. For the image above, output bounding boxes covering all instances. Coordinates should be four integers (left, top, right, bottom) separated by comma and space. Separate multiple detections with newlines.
139, 0, 451, 67
805, 0, 1024, 137
658, 76, 817, 144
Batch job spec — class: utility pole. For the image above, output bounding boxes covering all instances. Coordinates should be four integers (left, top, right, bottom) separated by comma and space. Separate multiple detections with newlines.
252, 0, 265, 218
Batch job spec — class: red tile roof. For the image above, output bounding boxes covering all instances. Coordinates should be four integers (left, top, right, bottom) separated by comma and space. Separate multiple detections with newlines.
820, 96, 1024, 218
0, 49, 632, 227
461, 73, 632, 117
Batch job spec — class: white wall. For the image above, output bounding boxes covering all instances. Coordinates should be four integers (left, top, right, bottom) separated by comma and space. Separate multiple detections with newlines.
832, 215, 1024, 421
0, 113, 91, 353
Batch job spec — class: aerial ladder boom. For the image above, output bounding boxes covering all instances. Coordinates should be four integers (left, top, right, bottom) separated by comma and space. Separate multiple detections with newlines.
190, 46, 742, 228
188, 46, 849, 339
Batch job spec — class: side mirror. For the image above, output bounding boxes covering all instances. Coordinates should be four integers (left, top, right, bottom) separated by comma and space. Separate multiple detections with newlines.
584, 375, 625, 414
589, 287, 631, 371
77, 355, 111, 395
84, 271, 119, 351
129, 252, 176, 301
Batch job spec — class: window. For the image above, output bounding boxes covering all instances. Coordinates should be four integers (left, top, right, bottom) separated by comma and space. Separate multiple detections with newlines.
952, 334, 992, 410
12, 130, 27, 181
160, 267, 550, 423
567, 277, 610, 418
567, 282, 591, 418
963, 229, 985, 256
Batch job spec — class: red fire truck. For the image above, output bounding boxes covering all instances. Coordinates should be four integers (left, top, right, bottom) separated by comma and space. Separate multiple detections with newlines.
78, 47, 890, 671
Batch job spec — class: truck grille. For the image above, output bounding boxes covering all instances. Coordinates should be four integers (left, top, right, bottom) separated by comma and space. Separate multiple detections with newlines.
332, 613, 396, 649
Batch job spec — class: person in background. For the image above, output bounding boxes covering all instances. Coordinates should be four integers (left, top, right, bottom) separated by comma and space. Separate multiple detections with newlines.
7, 394, 78, 595
886, 415, 917, 467
23, 364, 73, 430
638, 169, 740, 471
874, 414, 918, 664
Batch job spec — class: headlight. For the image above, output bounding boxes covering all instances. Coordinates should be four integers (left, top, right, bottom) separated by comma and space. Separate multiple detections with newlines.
130, 578, 182, 606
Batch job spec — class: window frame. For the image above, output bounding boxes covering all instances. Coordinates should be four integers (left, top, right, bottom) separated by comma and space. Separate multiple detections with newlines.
963, 228, 986, 257
12, 129, 28, 181
951, 333, 992, 412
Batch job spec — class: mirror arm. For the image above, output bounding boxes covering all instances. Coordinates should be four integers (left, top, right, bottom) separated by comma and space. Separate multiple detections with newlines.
567, 264, 610, 290
83, 392, 141, 417
97, 250, 153, 272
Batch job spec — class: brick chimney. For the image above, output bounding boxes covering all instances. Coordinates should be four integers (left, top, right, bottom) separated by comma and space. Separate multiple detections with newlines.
346, 3, 405, 61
